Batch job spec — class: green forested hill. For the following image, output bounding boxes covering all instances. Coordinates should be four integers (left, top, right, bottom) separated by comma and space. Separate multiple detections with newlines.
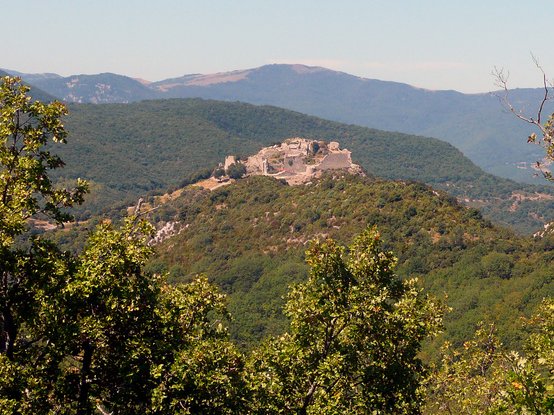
57, 99, 554, 233
15, 63, 554, 183
132, 174, 553, 355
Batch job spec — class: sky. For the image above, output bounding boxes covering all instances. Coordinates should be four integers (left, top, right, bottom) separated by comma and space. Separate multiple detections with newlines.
3, 0, 554, 93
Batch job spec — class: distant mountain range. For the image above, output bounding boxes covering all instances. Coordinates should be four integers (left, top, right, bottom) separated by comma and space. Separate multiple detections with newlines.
4, 64, 553, 183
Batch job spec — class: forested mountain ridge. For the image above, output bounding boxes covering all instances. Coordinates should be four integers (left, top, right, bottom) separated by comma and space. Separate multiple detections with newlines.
2, 68, 159, 103
8, 63, 554, 183
130, 174, 553, 354
55, 99, 554, 233
34, 72, 158, 103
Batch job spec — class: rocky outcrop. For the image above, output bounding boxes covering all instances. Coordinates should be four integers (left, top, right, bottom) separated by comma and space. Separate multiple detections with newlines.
149, 221, 183, 245
533, 221, 554, 238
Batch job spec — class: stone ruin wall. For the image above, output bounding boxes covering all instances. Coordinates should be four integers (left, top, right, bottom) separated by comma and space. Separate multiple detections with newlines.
222, 138, 362, 185
224, 155, 237, 170
317, 151, 352, 171
284, 154, 308, 173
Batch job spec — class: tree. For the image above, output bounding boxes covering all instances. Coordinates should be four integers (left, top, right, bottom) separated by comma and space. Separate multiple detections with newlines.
0, 76, 88, 239
226, 162, 247, 180
150, 276, 248, 414
424, 324, 510, 414
425, 300, 554, 415
0, 75, 87, 413
493, 60, 554, 181
492, 61, 553, 412
0, 74, 87, 361
496, 299, 554, 414
0, 77, 246, 414
481, 252, 513, 280
247, 227, 447, 414
64, 219, 247, 414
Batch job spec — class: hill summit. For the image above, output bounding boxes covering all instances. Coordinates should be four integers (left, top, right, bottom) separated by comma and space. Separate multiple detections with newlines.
221, 138, 363, 185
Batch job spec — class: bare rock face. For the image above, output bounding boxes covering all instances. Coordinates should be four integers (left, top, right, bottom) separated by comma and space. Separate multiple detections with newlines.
149, 221, 182, 245
534, 221, 554, 238
227, 138, 363, 185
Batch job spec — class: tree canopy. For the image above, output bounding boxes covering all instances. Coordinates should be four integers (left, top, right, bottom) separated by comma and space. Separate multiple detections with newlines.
247, 228, 447, 414
0, 75, 551, 414
0, 76, 247, 414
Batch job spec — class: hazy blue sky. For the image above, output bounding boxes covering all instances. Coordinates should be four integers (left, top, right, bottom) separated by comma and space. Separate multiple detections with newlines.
3, 0, 553, 92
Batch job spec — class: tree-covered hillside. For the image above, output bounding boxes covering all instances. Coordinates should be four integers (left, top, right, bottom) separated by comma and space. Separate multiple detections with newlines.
57, 99, 554, 233
25, 72, 158, 103
131, 174, 553, 355
3, 74, 552, 415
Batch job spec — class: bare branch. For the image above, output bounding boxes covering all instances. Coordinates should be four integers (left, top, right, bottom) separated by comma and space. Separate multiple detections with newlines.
492, 67, 535, 123
133, 198, 144, 216
96, 404, 113, 415
531, 54, 550, 124
493, 57, 554, 181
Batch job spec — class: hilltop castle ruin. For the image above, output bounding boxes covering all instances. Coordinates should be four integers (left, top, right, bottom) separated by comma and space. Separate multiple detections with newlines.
223, 138, 363, 185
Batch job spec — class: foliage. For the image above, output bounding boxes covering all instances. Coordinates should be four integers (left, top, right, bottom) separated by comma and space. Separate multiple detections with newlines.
141, 175, 553, 352
0, 75, 87, 363
226, 162, 246, 179
64, 217, 162, 413
0, 76, 87, 242
425, 300, 554, 415
0, 78, 245, 414
214, 167, 225, 178
0, 75, 86, 412
150, 276, 248, 414
496, 299, 554, 414
481, 252, 514, 279
247, 228, 447, 414
0, 216, 246, 414
527, 112, 554, 181
540, 116, 554, 179
424, 324, 510, 414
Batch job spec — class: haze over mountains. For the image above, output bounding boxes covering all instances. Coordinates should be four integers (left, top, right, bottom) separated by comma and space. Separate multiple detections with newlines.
5, 64, 553, 184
